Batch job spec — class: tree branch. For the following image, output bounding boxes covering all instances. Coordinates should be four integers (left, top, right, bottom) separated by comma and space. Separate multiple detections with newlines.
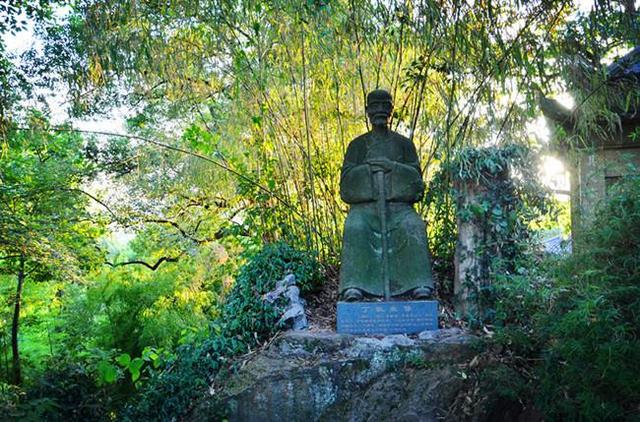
105, 255, 181, 271
145, 218, 216, 244
63, 188, 119, 220
19, 127, 298, 216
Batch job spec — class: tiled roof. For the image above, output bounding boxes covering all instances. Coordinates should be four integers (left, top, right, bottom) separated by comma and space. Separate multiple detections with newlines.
607, 46, 640, 82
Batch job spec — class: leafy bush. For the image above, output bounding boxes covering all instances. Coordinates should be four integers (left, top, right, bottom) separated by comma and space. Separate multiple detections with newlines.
427, 145, 551, 323
492, 175, 640, 420
0, 383, 23, 420
222, 241, 321, 342
20, 361, 117, 421
534, 175, 640, 420
0, 355, 121, 422
123, 242, 321, 420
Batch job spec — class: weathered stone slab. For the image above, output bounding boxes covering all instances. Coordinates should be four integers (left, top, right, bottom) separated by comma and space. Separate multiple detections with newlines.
337, 300, 438, 334
192, 329, 477, 422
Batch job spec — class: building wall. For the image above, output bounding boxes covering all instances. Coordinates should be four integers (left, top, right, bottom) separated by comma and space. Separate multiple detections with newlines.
571, 145, 640, 244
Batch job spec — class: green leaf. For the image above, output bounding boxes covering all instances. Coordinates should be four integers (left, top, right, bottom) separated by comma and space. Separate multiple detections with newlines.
116, 353, 131, 367
129, 357, 144, 382
97, 361, 118, 384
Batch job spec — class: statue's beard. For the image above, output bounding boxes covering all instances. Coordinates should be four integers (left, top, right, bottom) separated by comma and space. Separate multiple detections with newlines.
370, 114, 389, 127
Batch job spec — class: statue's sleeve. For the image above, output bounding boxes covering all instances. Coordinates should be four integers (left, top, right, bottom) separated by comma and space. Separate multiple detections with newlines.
340, 141, 374, 204
389, 140, 425, 203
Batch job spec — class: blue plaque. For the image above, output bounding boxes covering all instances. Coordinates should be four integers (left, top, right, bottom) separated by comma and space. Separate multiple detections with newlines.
336, 300, 438, 335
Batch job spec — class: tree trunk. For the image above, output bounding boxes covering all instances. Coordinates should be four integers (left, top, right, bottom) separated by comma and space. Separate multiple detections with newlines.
11, 254, 25, 385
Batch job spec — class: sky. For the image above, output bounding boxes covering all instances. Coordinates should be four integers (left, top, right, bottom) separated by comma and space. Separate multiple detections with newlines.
2, 5, 128, 134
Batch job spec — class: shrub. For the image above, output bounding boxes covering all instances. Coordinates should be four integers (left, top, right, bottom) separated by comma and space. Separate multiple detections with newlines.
123, 242, 321, 421
427, 145, 551, 323
22, 361, 117, 421
535, 175, 640, 420
0, 358, 119, 422
492, 175, 640, 420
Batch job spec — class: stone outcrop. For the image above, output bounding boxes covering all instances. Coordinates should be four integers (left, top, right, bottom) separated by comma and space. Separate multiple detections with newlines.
190, 329, 477, 422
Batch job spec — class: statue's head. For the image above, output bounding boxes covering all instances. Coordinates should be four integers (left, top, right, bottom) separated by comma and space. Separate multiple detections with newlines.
366, 89, 393, 128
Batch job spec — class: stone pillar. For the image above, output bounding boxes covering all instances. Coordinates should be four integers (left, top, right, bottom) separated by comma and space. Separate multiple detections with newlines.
453, 179, 483, 316
453, 171, 506, 316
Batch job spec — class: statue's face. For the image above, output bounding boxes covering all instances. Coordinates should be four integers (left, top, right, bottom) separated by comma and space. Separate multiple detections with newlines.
366, 100, 392, 127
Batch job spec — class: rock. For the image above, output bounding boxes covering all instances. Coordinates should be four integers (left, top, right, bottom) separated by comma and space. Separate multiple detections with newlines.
280, 302, 307, 331
190, 330, 479, 422
265, 274, 308, 331
417, 327, 471, 343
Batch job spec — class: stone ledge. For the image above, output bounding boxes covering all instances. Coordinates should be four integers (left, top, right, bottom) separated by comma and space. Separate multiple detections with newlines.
274, 328, 475, 357
190, 329, 479, 422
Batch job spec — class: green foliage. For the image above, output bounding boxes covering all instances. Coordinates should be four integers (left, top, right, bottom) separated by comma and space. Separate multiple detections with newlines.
557, 6, 640, 142
57, 232, 238, 360
17, 360, 117, 421
0, 345, 121, 421
0, 116, 109, 385
223, 242, 321, 342
33, 0, 590, 263
0, 277, 66, 381
535, 176, 640, 420
0, 0, 62, 121
0, 1, 57, 35
0, 1, 637, 420
0, 44, 26, 123
123, 242, 321, 421
0, 382, 23, 418
427, 145, 552, 322
491, 175, 640, 420
424, 167, 457, 279
454, 145, 550, 265
0, 117, 105, 276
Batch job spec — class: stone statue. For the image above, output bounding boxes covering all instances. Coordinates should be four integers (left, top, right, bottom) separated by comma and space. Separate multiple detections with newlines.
339, 89, 434, 302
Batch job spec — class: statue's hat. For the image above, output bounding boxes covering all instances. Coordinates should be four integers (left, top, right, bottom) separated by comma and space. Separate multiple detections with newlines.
366, 89, 393, 106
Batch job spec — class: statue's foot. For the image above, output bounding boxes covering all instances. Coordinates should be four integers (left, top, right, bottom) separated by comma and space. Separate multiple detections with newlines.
412, 287, 433, 300
342, 288, 363, 302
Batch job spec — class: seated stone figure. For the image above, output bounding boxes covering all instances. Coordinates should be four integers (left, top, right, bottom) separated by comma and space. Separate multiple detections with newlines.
339, 89, 434, 302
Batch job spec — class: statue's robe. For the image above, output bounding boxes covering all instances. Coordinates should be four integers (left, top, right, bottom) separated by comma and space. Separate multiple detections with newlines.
339, 131, 434, 297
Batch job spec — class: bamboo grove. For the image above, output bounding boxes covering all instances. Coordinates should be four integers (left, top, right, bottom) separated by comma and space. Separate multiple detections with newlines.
25, 0, 636, 262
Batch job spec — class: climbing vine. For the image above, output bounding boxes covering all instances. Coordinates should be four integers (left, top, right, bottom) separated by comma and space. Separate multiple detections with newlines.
427, 145, 552, 323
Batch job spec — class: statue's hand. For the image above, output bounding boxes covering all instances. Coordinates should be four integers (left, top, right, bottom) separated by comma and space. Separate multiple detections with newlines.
367, 157, 394, 173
